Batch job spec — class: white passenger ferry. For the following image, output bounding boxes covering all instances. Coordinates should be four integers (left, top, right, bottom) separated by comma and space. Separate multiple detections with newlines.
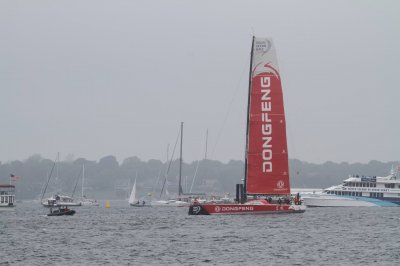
0, 184, 15, 209
303, 167, 400, 207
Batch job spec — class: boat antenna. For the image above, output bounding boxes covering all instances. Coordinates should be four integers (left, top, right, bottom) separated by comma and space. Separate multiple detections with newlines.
243, 36, 255, 201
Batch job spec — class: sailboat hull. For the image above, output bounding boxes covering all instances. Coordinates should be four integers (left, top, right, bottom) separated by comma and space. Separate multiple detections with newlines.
130, 203, 151, 207
189, 203, 305, 215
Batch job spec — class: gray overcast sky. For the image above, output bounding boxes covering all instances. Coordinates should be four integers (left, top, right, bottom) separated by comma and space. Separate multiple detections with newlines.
1, 0, 399, 164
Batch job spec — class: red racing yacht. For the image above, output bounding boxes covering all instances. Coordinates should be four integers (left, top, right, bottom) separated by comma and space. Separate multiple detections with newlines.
189, 37, 306, 215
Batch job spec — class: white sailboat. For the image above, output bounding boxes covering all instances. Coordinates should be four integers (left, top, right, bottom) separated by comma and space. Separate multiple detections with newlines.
79, 164, 99, 206
41, 153, 81, 207
129, 178, 150, 207
152, 122, 190, 207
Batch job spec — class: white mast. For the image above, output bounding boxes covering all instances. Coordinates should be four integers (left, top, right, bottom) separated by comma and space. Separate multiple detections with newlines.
81, 164, 85, 198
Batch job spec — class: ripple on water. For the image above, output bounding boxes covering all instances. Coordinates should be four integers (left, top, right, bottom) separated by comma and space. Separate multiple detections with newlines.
1, 203, 400, 265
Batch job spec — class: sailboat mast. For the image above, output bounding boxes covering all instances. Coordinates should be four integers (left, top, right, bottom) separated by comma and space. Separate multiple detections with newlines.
178, 122, 184, 196
82, 164, 85, 198
56, 152, 60, 193
205, 128, 208, 160
243, 36, 255, 199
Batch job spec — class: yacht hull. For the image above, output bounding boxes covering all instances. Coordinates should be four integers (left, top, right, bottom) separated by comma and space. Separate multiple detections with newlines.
303, 195, 399, 207
188, 203, 305, 215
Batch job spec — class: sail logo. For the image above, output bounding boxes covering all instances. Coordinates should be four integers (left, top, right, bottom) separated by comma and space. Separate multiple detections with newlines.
277, 180, 285, 189
192, 206, 201, 214
260, 76, 272, 173
220, 206, 255, 212
214, 206, 221, 212
255, 40, 271, 55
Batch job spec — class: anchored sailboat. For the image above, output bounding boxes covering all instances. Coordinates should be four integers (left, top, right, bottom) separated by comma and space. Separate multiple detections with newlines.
189, 37, 305, 215
41, 153, 81, 207
79, 164, 99, 206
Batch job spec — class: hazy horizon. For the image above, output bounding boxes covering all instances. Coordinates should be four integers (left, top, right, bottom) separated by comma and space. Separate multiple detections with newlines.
1, 153, 399, 166
1, 0, 399, 165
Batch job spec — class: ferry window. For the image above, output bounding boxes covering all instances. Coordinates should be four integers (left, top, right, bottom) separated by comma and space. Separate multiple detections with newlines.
1, 197, 3, 203
4, 197, 8, 203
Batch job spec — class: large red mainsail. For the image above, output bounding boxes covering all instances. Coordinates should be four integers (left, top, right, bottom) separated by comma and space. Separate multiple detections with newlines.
245, 37, 290, 195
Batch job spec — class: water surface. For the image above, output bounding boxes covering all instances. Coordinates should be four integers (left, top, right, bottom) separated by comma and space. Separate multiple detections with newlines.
1, 201, 399, 265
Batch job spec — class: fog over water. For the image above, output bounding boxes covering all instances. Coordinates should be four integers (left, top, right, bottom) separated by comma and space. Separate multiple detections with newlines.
1, 1, 399, 164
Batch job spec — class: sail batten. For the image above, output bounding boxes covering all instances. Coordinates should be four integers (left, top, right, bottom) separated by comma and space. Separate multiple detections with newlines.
245, 37, 290, 195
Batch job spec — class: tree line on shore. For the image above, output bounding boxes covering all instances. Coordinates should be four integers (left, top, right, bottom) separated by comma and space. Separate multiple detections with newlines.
0, 154, 397, 200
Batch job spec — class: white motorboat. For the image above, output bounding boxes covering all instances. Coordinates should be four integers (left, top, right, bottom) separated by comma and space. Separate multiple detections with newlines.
42, 194, 82, 207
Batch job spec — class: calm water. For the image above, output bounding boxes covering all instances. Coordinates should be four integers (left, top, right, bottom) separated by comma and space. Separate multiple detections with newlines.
1, 201, 399, 265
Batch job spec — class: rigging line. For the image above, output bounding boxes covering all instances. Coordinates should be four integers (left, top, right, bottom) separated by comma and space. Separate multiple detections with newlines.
189, 160, 200, 193
151, 169, 162, 196
210, 57, 248, 159
285, 93, 306, 188
159, 128, 180, 198
71, 166, 83, 198
40, 154, 58, 201
190, 129, 208, 193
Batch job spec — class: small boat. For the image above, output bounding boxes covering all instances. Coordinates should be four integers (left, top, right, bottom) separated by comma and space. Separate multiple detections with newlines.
47, 206, 76, 216
189, 37, 305, 215
42, 194, 82, 207
129, 178, 151, 207
303, 167, 400, 207
151, 199, 189, 207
